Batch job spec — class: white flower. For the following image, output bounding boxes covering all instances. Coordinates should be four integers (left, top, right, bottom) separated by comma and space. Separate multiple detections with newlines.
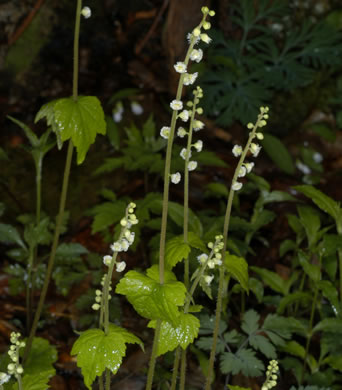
244, 162, 254, 173
112, 101, 124, 123
193, 140, 203, 152
200, 33, 212, 44
160, 126, 170, 139
232, 145, 242, 157
214, 258, 222, 266
103, 255, 112, 266
188, 161, 198, 171
204, 275, 214, 285
193, 120, 204, 131
174, 62, 187, 73
250, 143, 261, 157
183, 72, 198, 85
197, 254, 208, 264
238, 166, 247, 178
178, 110, 189, 122
171, 172, 181, 184
187, 33, 200, 45
116, 261, 126, 272
313, 152, 323, 163
0, 373, 10, 385
131, 101, 143, 115
177, 127, 187, 138
121, 239, 129, 252
232, 181, 243, 191
190, 49, 203, 62
208, 260, 215, 269
111, 242, 122, 252
180, 148, 191, 160
81, 6, 91, 18
256, 132, 264, 140
296, 161, 311, 175
170, 100, 183, 111
92, 303, 100, 311
125, 231, 135, 244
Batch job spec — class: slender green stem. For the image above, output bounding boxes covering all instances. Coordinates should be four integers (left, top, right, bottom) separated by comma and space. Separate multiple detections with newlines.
148, 24, 203, 390
337, 223, 342, 300
73, 0, 82, 101
170, 347, 181, 390
205, 115, 264, 390
23, 141, 74, 361
300, 285, 319, 384
179, 348, 187, 390
26, 248, 34, 333
23, 0, 82, 360
146, 319, 161, 390
17, 375, 23, 390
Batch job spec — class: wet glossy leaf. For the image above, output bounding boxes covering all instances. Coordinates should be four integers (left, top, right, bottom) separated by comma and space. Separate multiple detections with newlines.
71, 324, 143, 390
35, 99, 62, 148
116, 270, 186, 326
224, 253, 249, 293
0, 223, 26, 249
148, 313, 200, 356
165, 235, 191, 270
54, 96, 106, 164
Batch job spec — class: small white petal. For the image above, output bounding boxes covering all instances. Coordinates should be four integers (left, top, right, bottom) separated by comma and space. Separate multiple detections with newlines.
160, 126, 170, 139
171, 172, 181, 184
232, 181, 243, 191
197, 254, 208, 264
193, 140, 203, 152
174, 62, 187, 73
188, 161, 198, 171
116, 261, 126, 272
131, 101, 143, 115
81, 6, 91, 18
177, 127, 187, 138
170, 100, 183, 111
232, 145, 242, 157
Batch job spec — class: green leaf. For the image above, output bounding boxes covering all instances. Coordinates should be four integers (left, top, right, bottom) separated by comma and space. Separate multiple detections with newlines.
220, 348, 264, 376
261, 133, 295, 174
165, 235, 191, 270
71, 324, 143, 390
224, 253, 249, 293
249, 277, 264, 303
56, 243, 88, 258
90, 201, 126, 233
298, 251, 321, 283
196, 150, 228, 167
205, 183, 229, 198
148, 313, 200, 356
241, 310, 260, 335
249, 334, 276, 358
11, 369, 55, 390
228, 386, 251, 390
35, 100, 63, 149
262, 190, 297, 204
53, 96, 106, 164
277, 292, 312, 315
313, 318, 342, 334
294, 185, 341, 222
22, 337, 58, 375
317, 280, 340, 317
7, 116, 39, 147
250, 266, 287, 295
167, 202, 203, 236
263, 314, 306, 341
310, 124, 336, 142
116, 270, 186, 326
297, 205, 321, 248
105, 115, 120, 148
280, 340, 305, 359
187, 232, 207, 252
322, 234, 342, 257
0, 223, 26, 249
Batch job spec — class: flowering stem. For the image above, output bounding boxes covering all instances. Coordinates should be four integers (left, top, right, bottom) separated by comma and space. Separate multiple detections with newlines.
23, 0, 82, 361
205, 113, 266, 389
147, 32, 200, 390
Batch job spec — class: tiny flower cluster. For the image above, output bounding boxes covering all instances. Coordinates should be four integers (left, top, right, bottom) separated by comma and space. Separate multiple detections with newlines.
0, 372, 10, 385
197, 235, 224, 286
7, 332, 25, 379
81, 6, 91, 19
261, 360, 279, 390
110, 203, 138, 254
231, 106, 269, 191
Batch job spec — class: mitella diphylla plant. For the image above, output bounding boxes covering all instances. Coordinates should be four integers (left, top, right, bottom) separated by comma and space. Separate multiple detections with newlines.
71, 203, 143, 390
